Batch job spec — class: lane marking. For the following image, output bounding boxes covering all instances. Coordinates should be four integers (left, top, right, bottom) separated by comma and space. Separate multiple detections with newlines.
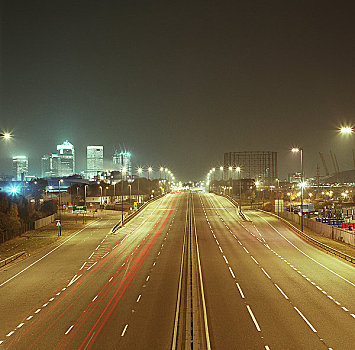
65, 325, 74, 335
17, 323, 24, 328
274, 284, 289, 299
294, 306, 317, 332
80, 262, 87, 270
26, 316, 33, 320
243, 247, 249, 253
137, 294, 141, 302
88, 252, 95, 259
251, 256, 259, 265
92, 295, 98, 302
246, 305, 261, 331
236, 283, 245, 298
87, 261, 97, 271
223, 255, 229, 264
0, 219, 100, 287
34, 309, 41, 314
229, 266, 235, 279
121, 324, 128, 336
6, 331, 15, 337
261, 268, 271, 279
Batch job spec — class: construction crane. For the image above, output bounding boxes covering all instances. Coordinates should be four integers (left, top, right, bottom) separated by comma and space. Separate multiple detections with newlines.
334, 153, 340, 174
318, 151, 329, 176
329, 150, 338, 174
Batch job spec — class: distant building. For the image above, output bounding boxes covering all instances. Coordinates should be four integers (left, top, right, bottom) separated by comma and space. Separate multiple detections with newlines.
224, 151, 277, 185
113, 150, 132, 178
41, 153, 60, 178
87, 146, 104, 179
12, 156, 28, 181
57, 140, 75, 177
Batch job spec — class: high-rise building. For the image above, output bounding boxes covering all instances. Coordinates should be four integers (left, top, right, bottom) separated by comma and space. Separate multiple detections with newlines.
113, 150, 132, 177
41, 153, 60, 178
87, 146, 104, 179
12, 156, 28, 181
57, 140, 75, 177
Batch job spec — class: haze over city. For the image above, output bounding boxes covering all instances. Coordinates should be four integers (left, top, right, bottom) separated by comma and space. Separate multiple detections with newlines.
2, 1, 355, 180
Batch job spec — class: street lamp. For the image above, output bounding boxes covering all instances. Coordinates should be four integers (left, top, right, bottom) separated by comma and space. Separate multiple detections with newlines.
99, 186, 103, 206
58, 179, 63, 236
160, 167, 164, 180
138, 167, 142, 203
121, 167, 126, 224
148, 167, 152, 197
339, 126, 353, 135
291, 147, 304, 232
84, 185, 88, 207
0, 132, 12, 140
236, 166, 241, 203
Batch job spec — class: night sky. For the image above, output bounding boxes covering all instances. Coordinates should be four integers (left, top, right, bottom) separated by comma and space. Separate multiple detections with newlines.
1, 1, 355, 181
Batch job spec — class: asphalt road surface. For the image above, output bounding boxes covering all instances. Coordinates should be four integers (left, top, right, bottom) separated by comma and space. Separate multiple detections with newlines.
0, 192, 354, 349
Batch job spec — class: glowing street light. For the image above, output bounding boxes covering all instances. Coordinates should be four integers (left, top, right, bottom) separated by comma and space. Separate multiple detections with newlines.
0, 132, 12, 140
148, 167, 152, 197
339, 126, 353, 135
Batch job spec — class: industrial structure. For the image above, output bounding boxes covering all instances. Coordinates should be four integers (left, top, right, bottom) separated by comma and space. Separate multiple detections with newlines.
223, 151, 277, 185
113, 150, 132, 178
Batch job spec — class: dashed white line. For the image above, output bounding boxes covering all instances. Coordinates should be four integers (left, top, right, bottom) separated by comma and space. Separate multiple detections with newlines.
229, 267, 235, 279
42, 303, 48, 307
223, 255, 229, 264
35, 309, 41, 314
121, 324, 128, 336
26, 315, 33, 320
243, 247, 249, 253
219, 246, 223, 253
294, 307, 317, 332
95, 245, 101, 251
261, 268, 271, 279
49, 297, 54, 302
236, 283, 245, 298
246, 305, 261, 331
274, 284, 289, 299
146, 276, 150, 281
65, 325, 74, 335
137, 294, 141, 302
251, 256, 259, 265
88, 252, 95, 259
87, 261, 97, 270
109, 276, 113, 282
101, 252, 109, 259
341, 306, 349, 312
17, 323, 24, 328
6, 331, 15, 337
92, 295, 98, 302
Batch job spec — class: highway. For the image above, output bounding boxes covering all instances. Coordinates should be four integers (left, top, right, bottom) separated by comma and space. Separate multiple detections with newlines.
0, 192, 354, 349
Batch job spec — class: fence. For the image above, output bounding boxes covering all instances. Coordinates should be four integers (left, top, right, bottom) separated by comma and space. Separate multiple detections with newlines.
278, 211, 355, 247
34, 214, 56, 230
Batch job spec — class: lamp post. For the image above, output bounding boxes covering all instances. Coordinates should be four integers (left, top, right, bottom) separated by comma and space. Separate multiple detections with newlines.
160, 167, 163, 180
121, 167, 126, 225
99, 186, 103, 206
84, 185, 88, 207
236, 166, 241, 205
58, 179, 63, 236
276, 178, 280, 216
137, 167, 142, 204
228, 166, 232, 196
291, 147, 304, 232
148, 167, 152, 197
128, 184, 132, 210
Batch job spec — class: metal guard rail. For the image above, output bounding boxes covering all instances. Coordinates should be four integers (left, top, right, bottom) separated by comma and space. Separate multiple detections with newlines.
0, 251, 26, 268
258, 210, 355, 265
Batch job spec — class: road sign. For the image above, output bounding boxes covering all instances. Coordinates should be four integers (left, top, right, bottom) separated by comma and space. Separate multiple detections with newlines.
73, 206, 87, 214
56, 220, 61, 227
134, 202, 138, 210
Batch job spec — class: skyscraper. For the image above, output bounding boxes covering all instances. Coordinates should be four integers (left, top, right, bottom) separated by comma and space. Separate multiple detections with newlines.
87, 146, 104, 179
12, 156, 28, 181
57, 140, 75, 177
41, 153, 60, 178
113, 150, 132, 177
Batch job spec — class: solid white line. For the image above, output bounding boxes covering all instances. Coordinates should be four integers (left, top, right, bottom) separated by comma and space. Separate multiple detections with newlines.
0, 219, 100, 288
229, 267, 235, 279
294, 307, 317, 332
246, 305, 261, 331
65, 325, 74, 335
87, 261, 97, 270
17, 323, 24, 328
80, 262, 87, 270
261, 268, 271, 279
236, 283, 245, 298
121, 324, 128, 336
274, 284, 289, 299
137, 294, 141, 302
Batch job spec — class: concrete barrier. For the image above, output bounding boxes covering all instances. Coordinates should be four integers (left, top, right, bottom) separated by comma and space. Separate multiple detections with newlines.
34, 214, 56, 230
